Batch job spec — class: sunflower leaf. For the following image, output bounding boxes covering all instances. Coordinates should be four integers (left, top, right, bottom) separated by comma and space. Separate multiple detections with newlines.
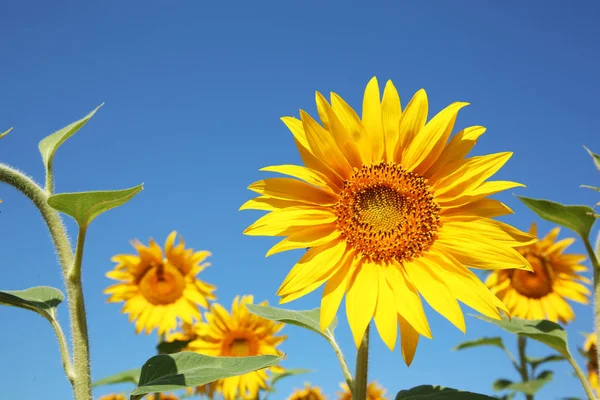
526, 354, 566, 369
492, 379, 513, 391
130, 352, 283, 399
93, 368, 141, 387
501, 371, 554, 395
48, 185, 143, 228
157, 339, 192, 355
394, 385, 497, 399
453, 337, 505, 352
246, 304, 337, 340
0, 286, 64, 321
268, 368, 313, 392
39, 104, 103, 171
474, 315, 569, 356
584, 146, 600, 171
516, 196, 596, 239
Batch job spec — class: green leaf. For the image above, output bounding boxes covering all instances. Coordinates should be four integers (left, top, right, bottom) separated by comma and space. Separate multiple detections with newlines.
584, 146, 600, 171
517, 196, 596, 239
48, 185, 143, 228
130, 352, 283, 399
93, 368, 141, 387
492, 379, 513, 391
268, 368, 312, 391
395, 385, 497, 399
0, 286, 64, 320
39, 104, 103, 170
246, 304, 336, 340
503, 371, 554, 395
526, 354, 566, 369
157, 339, 191, 355
475, 315, 569, 356
453, 337, 505, 352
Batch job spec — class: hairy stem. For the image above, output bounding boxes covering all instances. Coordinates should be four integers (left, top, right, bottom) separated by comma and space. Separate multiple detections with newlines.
567, 352, 598, 400
327, 335, 354, 392
354, 325, 370, 400
50, 316, 76, 385
517, 336, 533, 400
583, 235, 600, 377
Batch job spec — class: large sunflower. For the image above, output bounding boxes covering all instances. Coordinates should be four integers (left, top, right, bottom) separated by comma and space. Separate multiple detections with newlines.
242, 77, 534, 363
337, 382, 387, 400
584, 333, 599, 395
486, 223, 589, 323
187, 295, 286, 400
104, 231, 216, 335
288, 383, 327, 400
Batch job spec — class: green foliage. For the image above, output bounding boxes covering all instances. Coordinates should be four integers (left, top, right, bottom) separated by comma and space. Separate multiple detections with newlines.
130, 352, 282, 399
0, 286, 64, 321
476, 315, 569, 356
500, 371, 554, 396
157, 339, 192, 355
38, 104, 103, 172
395, 385, 497, 399
92, 369, 141, 387
454, 337, 505, 352
584, 146, 600, 171
526, 354, 566, 370
492, 379, 513, 391
517, 196, 596, 239
246, 304, 336, 340
48, 185, 143, 228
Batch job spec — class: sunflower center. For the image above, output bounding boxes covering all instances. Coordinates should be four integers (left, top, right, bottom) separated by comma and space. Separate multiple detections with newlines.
511, 254, 554, 299
335, 163, 441, 263
139, 262, 186, 305
223, 335, 257, 357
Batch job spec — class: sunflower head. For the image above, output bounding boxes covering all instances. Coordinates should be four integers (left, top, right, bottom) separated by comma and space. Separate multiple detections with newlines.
187, 295, 287, 400
104, 231, 216, 335
486, 223, 590, 323
337, 382, 387, 400
98, 395, 126, 400
287, 383, 327, 400
584, 333, 599, 393
242, 77, 534, 364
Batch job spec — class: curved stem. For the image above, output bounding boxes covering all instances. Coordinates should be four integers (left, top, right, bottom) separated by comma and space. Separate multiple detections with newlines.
517, 336, 533, 400
583, 235, 600, 380
49, 316, 76, 385
326, 335, 353, 391
567, 353, 598, 400
354, 325, 370, 400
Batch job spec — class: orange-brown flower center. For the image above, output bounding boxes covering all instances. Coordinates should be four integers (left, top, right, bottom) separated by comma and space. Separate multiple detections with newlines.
222, 334, 258, 357
139, 262, 186, 305
511, 253, 554, 298
335, 163, 441, 263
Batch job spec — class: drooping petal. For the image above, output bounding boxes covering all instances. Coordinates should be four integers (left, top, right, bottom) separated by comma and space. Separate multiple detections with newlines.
346, 260, 378, 347
398, 314, 420, 366
374, 266, 398, 350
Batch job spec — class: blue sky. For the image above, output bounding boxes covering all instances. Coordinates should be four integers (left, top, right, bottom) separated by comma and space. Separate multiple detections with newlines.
1, 1, 599, 399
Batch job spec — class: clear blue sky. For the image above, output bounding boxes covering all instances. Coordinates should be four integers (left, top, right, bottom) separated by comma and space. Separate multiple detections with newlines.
1, 1, 599, 399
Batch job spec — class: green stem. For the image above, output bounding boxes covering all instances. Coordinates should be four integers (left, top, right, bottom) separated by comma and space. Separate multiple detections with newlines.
68, 227, 92, 400
49, 316, 75, 385
354, 325, 370, 400
45, 160, 54, 195
567, 352, 598, 400
327, 335, 353, 391
517, 336, 533, 400
583, 235, 600, 380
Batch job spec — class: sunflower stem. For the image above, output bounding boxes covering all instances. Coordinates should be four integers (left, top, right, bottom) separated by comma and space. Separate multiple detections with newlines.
583, 234, 600, 377
327, 335, 354, 391
354, 325, 370, 400
567, 351, 598, 400
517, 336, 534, 400
0, 164, 78, 391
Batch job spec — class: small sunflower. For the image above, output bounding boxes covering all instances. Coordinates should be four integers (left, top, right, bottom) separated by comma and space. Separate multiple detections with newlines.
187, 295, 286, 400
98, 395, 126, 400
104, 231, 216, 335
486, 223, 590, 323
288, 383, 327, 400
337, 382, 387, 400
242, 77, 534, 364
584, 333, 599, 394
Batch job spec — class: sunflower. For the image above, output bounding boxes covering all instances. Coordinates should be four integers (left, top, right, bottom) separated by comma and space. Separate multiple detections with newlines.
104, 231, 216, 335
144, 395, 179, 400
486, 223, 589, 323
241, 77, 534, 364
98, 395, 126, 400
288, 383, 327, 400
337, 382, 387, 400
584, 333, 599, 394
188, 295, 286, 400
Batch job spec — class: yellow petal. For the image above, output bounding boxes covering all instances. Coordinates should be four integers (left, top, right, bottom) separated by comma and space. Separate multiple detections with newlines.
249, 178, 338, 205
441, 181, 525, 209
442, 198, 513, 218
260, 164, 337, 193
398, 314, 420, 366
331, 92, 371, 163
362, 77, 384, 162
404, 102, 469, 174
346, 260, 378, 347
426, 125, 486, 176
382, 80, 402, 162
442, 217, 537, 247
266, 224, 340, 257
403, 258, 466, 332
277, 240, 347, 295
395, 89, 428, 163
374, 266, 398, 350
320, 250, 356, 331
243, 207, 336, 236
